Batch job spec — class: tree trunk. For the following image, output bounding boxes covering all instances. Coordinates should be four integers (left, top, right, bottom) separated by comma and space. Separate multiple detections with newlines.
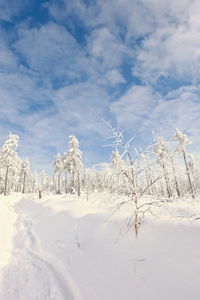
130, 165, 140, 236
170, 156, 181, 197
161, 162, 172, 198
57, 172, 61, 194
190, 165, 197, 194
72, 170, 75, 189
134, 193, 139, 237
145, 169, 151, 195
4, 166, 9, 196
182, 149, 194, 198
77, 170, 81, 197
65, 171, 68, 194
22, 173, 26, 194
32, 179, 35, 193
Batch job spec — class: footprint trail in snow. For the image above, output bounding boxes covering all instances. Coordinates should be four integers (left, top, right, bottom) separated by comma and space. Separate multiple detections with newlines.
0, 205, 80, 300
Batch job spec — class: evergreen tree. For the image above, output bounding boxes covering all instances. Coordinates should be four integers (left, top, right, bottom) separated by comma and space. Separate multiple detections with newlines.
67, 135, 83, 196
0, 133, 21, 195
21, 159, 30, 194
62, 151, 71, 194
53, 153, 63, 194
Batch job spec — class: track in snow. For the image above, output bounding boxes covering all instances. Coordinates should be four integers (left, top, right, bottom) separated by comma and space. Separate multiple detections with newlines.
0, 203, 82, 300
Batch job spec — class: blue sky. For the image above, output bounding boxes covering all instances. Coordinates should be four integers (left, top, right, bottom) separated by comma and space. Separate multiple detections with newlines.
0, 0, 200, 172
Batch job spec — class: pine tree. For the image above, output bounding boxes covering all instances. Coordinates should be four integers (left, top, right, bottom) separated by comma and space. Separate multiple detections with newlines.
21, 159, 30, 194
53, 153, 63, 194
67, 135, 83, 196
62, 151, 71, 194
0, 133, 21, 195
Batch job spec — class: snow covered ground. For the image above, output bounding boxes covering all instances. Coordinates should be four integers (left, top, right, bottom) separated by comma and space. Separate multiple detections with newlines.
0, 192, 200, 300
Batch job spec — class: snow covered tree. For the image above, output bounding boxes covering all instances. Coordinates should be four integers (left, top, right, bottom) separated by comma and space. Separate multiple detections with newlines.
98, 163, 113, 192
140, 152, 154, 196
53, 153, 63, 194
62, 151, 71, 194
112, 149, 123, 169
169, 150, 181, 197
111, 150, 128, 194
67, 135, 83, 196
188, 157, 197, 193
82, 167, 97, 200
38, 170, 50, 192
20, 159, 30, 194
154, 137, 172, 198
31, 171, 38, 193
0, 133, 21, 195
104, 122, 161, 236
174, 129, 194, 198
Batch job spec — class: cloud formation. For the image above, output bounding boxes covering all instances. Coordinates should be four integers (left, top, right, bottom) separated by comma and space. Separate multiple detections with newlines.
0, 0, 199, 172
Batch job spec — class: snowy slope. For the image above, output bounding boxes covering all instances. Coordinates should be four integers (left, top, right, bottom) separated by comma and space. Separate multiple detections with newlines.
0, 193, 200, 300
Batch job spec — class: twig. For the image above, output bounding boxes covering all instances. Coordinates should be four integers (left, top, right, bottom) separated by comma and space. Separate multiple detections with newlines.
75, 234, 80, 249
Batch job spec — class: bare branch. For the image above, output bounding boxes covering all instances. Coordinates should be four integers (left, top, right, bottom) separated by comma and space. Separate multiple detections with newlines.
139, 175, 162, 198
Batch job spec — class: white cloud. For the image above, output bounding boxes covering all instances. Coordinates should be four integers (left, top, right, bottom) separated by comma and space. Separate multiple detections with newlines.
0, 68, 114, 172
111, 84, 200, 146
0, 0, 29, 21
52, 81, 112, 135
47, 0, 200, 85
0, 71, 58, 171
87, 27, 129, 69
110, 85, 160, 131
105, 69, 126, 86
1, 0, 200, 171
13, 22, 89, 81
0, 46, 17, 72
134, 0, 200, 83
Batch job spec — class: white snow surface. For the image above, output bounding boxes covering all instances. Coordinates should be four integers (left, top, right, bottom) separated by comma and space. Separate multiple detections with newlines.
0, 192, 200, 300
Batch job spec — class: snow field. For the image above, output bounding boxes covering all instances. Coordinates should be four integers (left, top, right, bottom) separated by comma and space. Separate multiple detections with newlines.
0, 192, 200, 299
0, 195, 18, 271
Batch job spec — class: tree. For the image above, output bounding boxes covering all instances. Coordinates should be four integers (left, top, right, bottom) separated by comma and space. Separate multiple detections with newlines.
0, 133, 21, 195
21, 159, 30, 194
111, 150, 127, 194
140, 152, 154, 196
169, 150, 181, 197
187, 155, 197, 193
154, 137, 172, 198
174, 129, 194, 198
67, 135, 83, 196
112, 149, 124, 169
83, 167, 97, 200
62, 151, 70, 194
53, 153, 63, 194
104, 122, 161, 236
40, 170, 48, 191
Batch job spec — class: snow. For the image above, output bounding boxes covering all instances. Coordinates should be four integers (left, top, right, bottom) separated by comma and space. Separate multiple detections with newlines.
0, 192, 200, 299
0, 195, 18, 270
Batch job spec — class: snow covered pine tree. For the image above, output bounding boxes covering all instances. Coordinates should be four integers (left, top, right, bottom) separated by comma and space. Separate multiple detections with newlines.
67, 135, 83, 196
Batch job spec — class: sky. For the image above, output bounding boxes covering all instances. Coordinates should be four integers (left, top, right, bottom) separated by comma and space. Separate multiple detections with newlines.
0, 0, 200, 172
